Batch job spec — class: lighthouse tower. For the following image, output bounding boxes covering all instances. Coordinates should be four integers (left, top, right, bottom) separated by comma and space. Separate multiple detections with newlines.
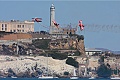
49, 4, 55, 34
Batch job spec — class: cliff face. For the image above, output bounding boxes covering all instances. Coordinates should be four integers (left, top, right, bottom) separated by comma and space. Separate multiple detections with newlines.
49, 38, 85, 55
77, 40, 85, 56
0, 55, 74, 77
49, 39, 76, 50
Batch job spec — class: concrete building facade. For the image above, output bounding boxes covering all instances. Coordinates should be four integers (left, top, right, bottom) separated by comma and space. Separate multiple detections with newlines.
0, 20, 34, 33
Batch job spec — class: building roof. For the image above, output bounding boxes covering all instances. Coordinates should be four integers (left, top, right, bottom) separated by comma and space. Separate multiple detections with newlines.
0, 20, 34, 23
85, 48, 102, 52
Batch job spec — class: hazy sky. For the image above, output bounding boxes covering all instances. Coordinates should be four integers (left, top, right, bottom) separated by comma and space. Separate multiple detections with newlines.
0, 1, 120, 51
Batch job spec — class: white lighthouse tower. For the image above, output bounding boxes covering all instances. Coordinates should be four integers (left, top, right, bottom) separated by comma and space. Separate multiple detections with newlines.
49, 4, 55, 34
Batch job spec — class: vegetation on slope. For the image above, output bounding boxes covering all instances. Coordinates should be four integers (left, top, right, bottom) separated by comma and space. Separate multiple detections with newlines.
69, 34, 84, 41
51, 52, 68, 60
97, 64, 112, 78
66, 57, 79, 68
32, 39, 51, 49
97, 55, 112, 78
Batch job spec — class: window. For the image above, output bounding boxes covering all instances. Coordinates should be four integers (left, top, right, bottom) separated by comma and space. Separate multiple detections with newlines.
22, 30, 24, 32
5, 24, 7, 31
17, 25, 19, 28
2, 24, 4, 27
13, 30, 16, 32
2, 24, 4, 30
22, 25, 24, 28
67, 32, 68, 34
19, 25, 21, 28
2, 28, 4, 30
5, 24, 7, 27
5, 28, 7, 31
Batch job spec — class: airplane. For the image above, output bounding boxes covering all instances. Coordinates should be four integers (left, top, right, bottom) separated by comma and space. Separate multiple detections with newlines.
52, 20, 59, 28
32, 18, 42, 22
78, 20, 84, 31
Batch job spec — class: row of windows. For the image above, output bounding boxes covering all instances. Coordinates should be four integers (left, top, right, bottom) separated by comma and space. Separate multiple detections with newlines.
1, 24, 33, 28
17, 29, 24, 32
2, 24, 7, 27
1, 24, 7, 31
17, 25, 24, 28
16, 25, 33, 28
11, 29, 24, 32
2, 28, 7, 31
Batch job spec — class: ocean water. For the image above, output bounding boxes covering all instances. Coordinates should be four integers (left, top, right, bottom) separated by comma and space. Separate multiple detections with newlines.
0, 78, 110, 80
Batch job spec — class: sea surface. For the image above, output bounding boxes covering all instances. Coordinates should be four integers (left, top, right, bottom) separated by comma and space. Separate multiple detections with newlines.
0, 78, 111, 80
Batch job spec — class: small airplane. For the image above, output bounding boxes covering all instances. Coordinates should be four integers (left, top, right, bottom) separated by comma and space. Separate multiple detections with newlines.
78, 20, 84, 31
32, 18, 42, 22
52, 20, 59, 28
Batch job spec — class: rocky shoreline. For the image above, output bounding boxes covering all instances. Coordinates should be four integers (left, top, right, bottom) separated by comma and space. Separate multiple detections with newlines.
0, 55, 74, 78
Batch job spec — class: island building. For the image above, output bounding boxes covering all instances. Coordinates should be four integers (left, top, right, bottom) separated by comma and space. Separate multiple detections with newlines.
0, 20, 34, 33
85, 48, 102, 56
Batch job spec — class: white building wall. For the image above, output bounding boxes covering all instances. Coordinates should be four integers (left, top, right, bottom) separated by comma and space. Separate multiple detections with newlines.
0, 20, 34, 33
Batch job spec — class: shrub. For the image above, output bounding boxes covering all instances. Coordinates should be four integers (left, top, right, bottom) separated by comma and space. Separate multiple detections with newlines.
69, 34, 84, 41
73, 50, 81, 56
97, 64, 112, 78
64, 71, 69, 75
51, 53, 68, 60
32, 39, 51, 49
66, 57, 79, 68
77, 35, 84, 41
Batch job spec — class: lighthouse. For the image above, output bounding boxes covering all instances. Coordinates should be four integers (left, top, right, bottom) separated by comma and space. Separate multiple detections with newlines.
49, 4, 55, 34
